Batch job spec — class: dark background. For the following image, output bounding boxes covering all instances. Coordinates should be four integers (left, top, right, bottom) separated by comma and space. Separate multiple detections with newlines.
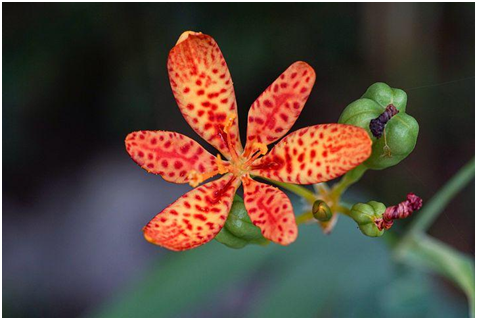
3, 3, 475, 317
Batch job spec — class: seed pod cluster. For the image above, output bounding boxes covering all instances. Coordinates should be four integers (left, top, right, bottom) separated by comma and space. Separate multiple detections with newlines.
339, 83, 419, 170
349, 201, 387, 237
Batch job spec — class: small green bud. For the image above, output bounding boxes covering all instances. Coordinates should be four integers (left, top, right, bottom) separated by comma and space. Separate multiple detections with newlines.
312, 200, 332, 221
339, 82, 419, 170
215, 195, 268, 249
349, 201, 386, 237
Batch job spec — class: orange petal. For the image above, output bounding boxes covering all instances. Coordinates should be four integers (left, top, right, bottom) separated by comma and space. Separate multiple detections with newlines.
251, 124, 372, 184
242, 178, 297, 245
244, 62, 315, 155
168, 31, 243, 160
125, 130, 218, 184
143, 174, 241, 251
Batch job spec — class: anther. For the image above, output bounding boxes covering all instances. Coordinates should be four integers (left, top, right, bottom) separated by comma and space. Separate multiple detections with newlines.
216, 154, 228, 174
223, 114, 236, 134
245, 142, 268, 166
187, 169, 220, 187
220, 114, 240, 163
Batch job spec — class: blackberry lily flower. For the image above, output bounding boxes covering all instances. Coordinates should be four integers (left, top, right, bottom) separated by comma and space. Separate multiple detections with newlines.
125, 31, 372, 251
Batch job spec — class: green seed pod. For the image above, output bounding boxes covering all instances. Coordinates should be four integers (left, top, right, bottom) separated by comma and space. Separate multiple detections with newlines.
215, 195, 268, 249
339, 82, 419, 170
349, 201, 387, 237
224, 197, 264, 241
312, 200, 332, 222
215, 227, 248, 249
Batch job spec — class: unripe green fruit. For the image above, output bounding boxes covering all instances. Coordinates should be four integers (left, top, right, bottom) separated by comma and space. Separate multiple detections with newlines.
215, 195, 268, 249
349, 201, 386, 237
339, 82, 419, 170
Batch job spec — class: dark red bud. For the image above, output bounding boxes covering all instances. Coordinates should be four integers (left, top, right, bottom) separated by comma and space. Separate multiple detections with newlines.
375, 193, 423, 231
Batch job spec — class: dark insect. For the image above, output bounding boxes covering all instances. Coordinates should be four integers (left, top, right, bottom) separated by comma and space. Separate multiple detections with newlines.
375, 193, 423, 231
369, 104, 399, 138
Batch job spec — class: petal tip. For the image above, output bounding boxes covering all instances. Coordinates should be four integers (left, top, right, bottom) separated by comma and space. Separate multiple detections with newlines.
176, 31, 202, 44
293, 60, 312, 68
277, 226, 298, 246
125, 131, 137, 142
143, 224, 182, 251
142, 226, 154, 242
292, 61, 316, 75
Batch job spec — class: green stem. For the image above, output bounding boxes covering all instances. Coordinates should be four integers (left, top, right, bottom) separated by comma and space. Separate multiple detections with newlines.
295, 211, 313, 225
262, 178, 316, 204
335, 205, 351, 216
331, 164, 368, 199
405, 157, 475, 235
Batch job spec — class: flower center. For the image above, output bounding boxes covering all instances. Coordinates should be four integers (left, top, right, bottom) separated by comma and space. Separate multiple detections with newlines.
216, 113, 268, 178
187, 115, 268, 187
225, 142, 268, 178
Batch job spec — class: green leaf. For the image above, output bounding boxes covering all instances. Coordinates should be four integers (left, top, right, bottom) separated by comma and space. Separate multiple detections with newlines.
395, 233, 475, 316
247, 219, 465, 317
92, 199, 467, 317
405, 157, 475, 235
93, 241, 275, 317
394, 157, 475, 316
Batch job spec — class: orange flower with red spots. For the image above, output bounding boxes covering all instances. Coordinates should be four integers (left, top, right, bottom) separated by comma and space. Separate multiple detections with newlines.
125, 31, 372, 251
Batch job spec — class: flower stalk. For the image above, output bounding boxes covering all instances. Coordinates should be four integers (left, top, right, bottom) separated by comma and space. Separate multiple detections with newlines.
329, 164, 368, 201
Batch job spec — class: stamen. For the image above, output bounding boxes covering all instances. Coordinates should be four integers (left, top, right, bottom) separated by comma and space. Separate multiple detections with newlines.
220, 114, 240, 163
216, 154, 228, 174
187, 169, 220, 188
245, 142, 268, 166
223, 114, 235, 135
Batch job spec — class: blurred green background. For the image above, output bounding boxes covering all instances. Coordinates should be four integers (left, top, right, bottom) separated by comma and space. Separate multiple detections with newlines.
3, 3, 474, 317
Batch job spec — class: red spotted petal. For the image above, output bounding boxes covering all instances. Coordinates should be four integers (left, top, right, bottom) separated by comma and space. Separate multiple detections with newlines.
242, 178, 297, 245
143, 174, 241, 251
125, 130, 218, 184
251, 124, 372, 184
244, 61, 315, 155
168, 31, 242, 160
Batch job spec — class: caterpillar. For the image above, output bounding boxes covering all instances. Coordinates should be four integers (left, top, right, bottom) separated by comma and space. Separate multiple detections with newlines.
369, 104, 399, 138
